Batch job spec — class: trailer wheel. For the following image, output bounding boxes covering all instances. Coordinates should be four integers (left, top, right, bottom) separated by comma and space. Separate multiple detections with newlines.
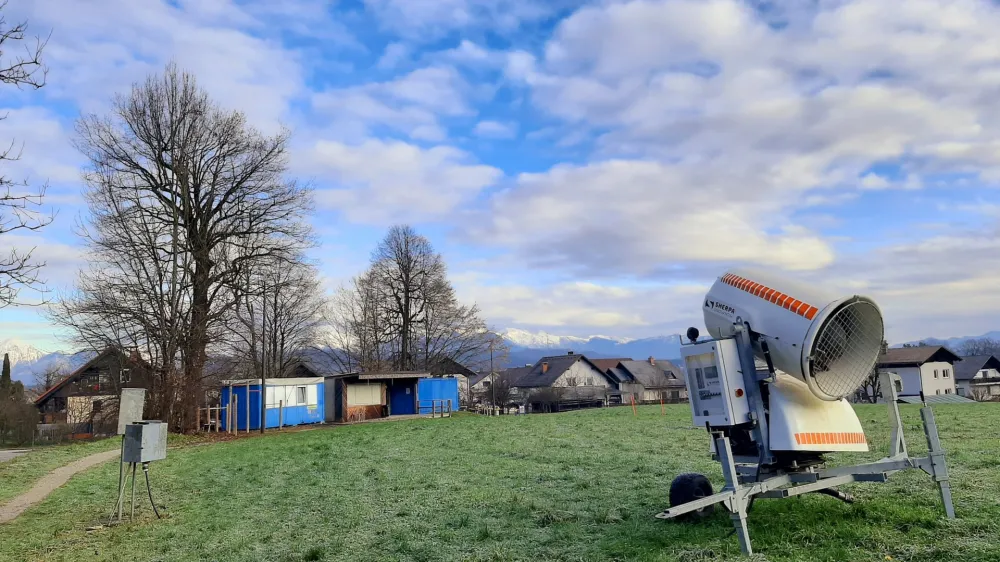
669, 473, 714, 519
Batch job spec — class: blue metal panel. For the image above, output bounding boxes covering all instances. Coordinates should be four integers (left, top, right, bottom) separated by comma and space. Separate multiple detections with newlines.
388, 382, 417, 415
220, 382, 323, 430
418, 377, 459, 414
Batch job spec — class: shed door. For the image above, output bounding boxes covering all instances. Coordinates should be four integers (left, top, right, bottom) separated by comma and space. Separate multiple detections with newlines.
388, 383, 416, 416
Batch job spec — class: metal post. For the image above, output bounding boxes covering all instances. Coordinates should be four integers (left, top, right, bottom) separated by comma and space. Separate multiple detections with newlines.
921, 407, 956, 519
130, 463, 137, 521
245, 383, 250, 434
716, 436, 752, 555
880, 372, 907, 458
734, 326, 772, 464
279, 400, 284, 429
116, 435, 125, 522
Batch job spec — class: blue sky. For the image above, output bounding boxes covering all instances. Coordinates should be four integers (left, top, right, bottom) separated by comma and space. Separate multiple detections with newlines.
4, 0, 1000, 351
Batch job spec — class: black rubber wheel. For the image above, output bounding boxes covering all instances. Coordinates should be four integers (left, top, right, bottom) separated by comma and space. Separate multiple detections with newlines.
669, 473, 714, 519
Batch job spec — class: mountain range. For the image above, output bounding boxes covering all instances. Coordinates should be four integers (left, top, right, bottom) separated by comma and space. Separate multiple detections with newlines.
0, 339, 95, 385
500, 329, 687, 367
3, 328, 998, 384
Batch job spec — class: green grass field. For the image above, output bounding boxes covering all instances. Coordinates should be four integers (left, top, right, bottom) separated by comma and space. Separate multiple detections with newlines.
1, 404, 998, 562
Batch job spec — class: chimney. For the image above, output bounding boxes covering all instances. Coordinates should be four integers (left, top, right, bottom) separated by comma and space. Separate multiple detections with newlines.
542, 362, 549, 374
567, 350, 574, 355
649, 356, 656, 366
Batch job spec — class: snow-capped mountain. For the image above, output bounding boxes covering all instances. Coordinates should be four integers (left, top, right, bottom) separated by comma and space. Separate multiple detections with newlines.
0, 338, 47, 367
0, 339, 94, 385
501, 328, 632, 349
499, 329, 686, 367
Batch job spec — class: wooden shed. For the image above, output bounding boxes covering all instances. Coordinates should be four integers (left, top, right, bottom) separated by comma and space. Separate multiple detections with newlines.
323, 371, 429, 423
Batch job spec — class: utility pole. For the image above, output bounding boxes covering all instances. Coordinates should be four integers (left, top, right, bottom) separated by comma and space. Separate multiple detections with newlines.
260, 275, 267, 434
490, 337, 496, 415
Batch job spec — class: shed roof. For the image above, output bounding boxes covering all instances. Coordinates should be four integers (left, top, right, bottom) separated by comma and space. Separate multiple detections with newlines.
514, 354, 607, 388
898, 394, 975, 405
430, 358, 477, 378
221, 377, 323, 386
953, 355, 1000, 381
878, 346, 962, 367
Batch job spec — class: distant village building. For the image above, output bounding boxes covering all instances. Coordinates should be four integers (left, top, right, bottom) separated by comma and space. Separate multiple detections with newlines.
877, 346, 962, 397
34, 347, 151, 438
954, 355, 1000, 400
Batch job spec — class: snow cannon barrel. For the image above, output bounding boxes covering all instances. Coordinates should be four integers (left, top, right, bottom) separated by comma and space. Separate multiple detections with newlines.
702, 268, 884, 401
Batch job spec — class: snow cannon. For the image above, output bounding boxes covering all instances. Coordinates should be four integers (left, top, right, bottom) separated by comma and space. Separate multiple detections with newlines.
657, 269, 956, 557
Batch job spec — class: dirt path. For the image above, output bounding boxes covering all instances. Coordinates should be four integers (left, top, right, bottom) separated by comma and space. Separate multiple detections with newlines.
0, 449, 121, 524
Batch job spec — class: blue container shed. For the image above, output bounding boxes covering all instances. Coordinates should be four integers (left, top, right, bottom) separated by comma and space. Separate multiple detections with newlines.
220, 377, 324, 431
418, 377, 460, 415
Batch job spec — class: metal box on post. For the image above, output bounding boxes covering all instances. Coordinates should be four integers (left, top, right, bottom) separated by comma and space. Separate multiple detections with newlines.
123, 421, 167, 463
680, 339, 751, 427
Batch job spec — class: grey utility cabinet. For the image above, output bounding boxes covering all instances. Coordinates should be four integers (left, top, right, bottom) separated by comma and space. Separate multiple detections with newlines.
123, 421, 167, 463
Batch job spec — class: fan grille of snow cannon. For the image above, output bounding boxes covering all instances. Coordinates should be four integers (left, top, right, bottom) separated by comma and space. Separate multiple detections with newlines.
808, 299, 884, 400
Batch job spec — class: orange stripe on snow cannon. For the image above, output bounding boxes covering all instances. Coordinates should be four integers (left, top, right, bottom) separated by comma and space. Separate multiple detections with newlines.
721, 272, 819, 320
793, 432, 867, 445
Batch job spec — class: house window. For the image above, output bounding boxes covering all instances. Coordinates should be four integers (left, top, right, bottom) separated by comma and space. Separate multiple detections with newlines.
943, 369, 950, 378
980, 370, 989, 378
933, 369, 939, 379
935, 389, 941, 395
92, 400, 103, 412
945, 388, 952, 394
296, 386, 307, 405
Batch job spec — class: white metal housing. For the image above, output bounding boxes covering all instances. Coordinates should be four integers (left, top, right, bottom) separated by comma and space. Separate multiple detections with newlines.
681, 339, 751, 427
767, 374, 868, 452
703, 268, 884, 401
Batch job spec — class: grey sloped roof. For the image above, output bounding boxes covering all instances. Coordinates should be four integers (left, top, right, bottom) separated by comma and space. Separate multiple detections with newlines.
605, 366, 633, 384
898, 394, 975, 404
513, 354, 606, 388
617, 360, 685, 388
953, 355, 1000, 381
879, 346, 962, 367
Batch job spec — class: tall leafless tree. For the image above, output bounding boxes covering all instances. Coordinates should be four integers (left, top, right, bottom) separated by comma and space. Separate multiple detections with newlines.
0, 2, 51, 307
322, 224, 496, 375
64, 64, 312, 430
223, 256, 324, 380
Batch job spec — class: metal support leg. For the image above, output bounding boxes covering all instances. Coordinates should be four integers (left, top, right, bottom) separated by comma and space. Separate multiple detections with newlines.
716, 436, 753, 555
879, 372, 907, 458
921, 407, 956, 519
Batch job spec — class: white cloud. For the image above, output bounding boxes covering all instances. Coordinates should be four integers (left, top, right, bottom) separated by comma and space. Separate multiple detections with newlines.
0, 107, 82, 187
377, 42, 411, 70
452, 270, 712, 337
9, 0, 313, 134
471, 159, 834, 275
298, 139, 502, 224
473, 120, 517, 139
363, 0, 556, 40
312, 66, 472, 142
481, 0, 1000, 279
437, 40, 506, 69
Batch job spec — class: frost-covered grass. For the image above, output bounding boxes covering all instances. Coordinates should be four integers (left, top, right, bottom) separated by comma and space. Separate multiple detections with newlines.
1, 404, 998, 561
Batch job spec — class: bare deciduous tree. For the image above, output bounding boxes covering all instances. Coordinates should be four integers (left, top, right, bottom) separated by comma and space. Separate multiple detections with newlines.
855, 339, 889, 404
322, 224, 495, 375
0, 3, 51, 307
959, 338, 1000, 357
223, 256, 324, 380
62, 63, 312, 430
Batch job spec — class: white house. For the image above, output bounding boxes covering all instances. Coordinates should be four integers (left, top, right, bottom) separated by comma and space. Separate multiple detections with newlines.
954, 355, 1000, 400
512, 353, 614, 411
877, 346, 962, 397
